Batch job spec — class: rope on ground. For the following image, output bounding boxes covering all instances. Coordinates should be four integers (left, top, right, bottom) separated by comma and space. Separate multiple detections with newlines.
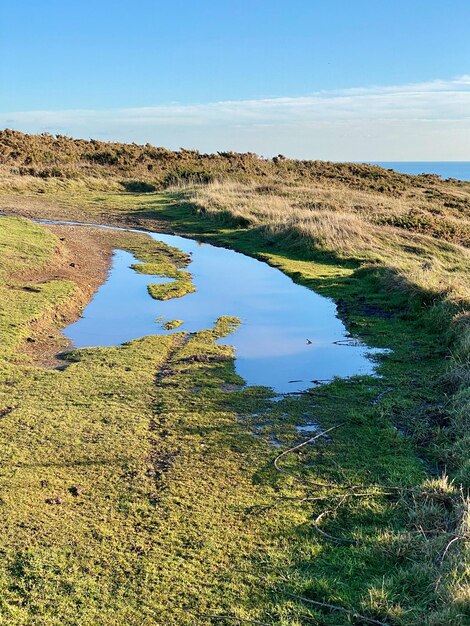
272, 424, 403, 545
438, 534, 468, 567
273, 424, 345, 487
312, 495, 357, 545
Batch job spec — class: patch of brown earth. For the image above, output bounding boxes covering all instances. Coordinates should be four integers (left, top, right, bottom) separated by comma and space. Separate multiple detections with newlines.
0, 195, 103, 224
0, 194, 170, 234
15, 224, 115, 367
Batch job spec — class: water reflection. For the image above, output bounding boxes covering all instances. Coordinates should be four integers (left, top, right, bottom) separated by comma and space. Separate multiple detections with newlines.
64, 228, 384, 392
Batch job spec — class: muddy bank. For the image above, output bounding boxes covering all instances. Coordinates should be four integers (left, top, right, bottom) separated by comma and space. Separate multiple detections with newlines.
14, 224, 114, 367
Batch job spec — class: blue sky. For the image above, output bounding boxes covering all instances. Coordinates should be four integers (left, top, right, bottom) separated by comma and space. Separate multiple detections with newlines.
1, 0, 470, 159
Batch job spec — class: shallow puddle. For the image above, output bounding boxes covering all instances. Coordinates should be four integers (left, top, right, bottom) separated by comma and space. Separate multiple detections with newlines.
58, 223, 384, 392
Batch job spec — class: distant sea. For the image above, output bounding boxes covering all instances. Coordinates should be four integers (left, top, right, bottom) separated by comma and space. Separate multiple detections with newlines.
367, 162, 470, 182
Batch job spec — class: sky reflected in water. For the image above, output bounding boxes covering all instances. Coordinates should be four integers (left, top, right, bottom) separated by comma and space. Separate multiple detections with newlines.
65, 230, 384, 392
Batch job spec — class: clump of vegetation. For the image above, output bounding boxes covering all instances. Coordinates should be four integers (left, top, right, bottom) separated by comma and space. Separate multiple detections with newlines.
125, 237, 196, 301
147, 270, 195, 301
162, 318, 183, 330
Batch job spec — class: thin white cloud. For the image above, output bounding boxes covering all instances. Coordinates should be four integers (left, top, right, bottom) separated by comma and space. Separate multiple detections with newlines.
2, 76, 470, 159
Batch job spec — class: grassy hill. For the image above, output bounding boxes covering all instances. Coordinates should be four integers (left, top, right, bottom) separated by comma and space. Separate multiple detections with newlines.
0, 130, 468, 625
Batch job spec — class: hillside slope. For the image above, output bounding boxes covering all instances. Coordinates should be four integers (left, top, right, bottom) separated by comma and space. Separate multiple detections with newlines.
0, 131, 468, 624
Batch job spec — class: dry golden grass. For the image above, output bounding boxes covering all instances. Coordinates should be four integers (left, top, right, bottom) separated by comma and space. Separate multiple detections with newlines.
0, 168, 121, 194
189, 180, 470, 304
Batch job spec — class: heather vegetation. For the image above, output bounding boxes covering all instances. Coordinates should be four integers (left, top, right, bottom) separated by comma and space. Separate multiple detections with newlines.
0, 131, 468, 624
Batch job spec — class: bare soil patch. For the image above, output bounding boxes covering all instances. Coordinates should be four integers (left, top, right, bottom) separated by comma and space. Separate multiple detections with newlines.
15, 224, 114, 367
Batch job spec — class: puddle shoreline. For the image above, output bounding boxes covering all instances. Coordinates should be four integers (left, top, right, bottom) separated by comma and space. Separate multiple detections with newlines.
37, 219, 385, 393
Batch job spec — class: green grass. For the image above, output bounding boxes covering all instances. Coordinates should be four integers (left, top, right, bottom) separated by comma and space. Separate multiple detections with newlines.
147, 271, 195, 301
131, 257, 196, 302
0, 201, 468, 625
0, 217, 75, 363
162, 319, 183, 330
110, 235, 196, 299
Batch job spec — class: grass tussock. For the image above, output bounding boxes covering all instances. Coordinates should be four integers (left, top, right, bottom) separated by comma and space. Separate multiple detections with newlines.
147, 270, 195, 301
126, 241, 196, 301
